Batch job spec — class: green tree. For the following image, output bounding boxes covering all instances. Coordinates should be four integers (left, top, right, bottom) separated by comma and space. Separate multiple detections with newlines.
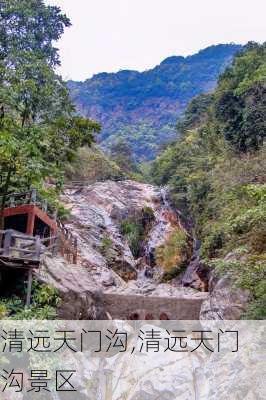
214, 42, 266, 152
0, 0, 100, 227
110, 138, 136, 174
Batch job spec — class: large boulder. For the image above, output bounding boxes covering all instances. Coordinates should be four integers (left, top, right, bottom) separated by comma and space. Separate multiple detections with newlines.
200, 272, 250, 320
181, 255, 210, 291
37, 255, 108, 319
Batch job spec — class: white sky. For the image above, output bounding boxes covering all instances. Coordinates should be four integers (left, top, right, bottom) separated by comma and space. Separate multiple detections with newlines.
46, 0, 266, 81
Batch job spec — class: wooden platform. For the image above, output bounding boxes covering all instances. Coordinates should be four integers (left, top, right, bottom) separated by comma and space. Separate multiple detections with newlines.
0, 229, 44, 268
2, 204, 57, 236
0, 189, 78, 267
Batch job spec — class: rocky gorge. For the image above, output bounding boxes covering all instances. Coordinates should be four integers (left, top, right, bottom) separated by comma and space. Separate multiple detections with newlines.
38, 180, 249, 320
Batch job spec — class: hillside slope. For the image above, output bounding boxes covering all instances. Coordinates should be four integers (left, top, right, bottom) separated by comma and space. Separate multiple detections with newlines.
151, 42, 266, 318
68, 44, 241, 160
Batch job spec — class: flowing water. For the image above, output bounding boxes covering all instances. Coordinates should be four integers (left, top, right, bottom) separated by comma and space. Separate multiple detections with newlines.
135, 186, 207, 293
136, 186, 178, 285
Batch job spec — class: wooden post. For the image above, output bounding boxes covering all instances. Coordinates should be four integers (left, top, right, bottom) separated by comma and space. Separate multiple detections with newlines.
9, 196, 15, 207
3, 230, 12, 257
50, 228, 57, 247
42, 200, 48, 212
34, 235, 41, 261
26, 269, 33, 307
30, 188, 37, 204
52, 235, 59, 256
26, 211, 35, 235
52, 208, 58, 220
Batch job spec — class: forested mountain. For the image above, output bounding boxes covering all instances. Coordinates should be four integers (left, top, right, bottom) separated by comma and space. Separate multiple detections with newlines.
68, 44, 241, 160
151, 42, 266, 318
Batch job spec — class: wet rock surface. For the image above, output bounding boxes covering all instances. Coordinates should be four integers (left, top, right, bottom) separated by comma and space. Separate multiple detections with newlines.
38, 180, 249, 320
60, 180, 190, 289
38, 180, 209, 319
61, 180, 159, 284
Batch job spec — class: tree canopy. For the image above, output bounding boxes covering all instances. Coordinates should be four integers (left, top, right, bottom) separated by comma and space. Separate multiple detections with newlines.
0, 0, 100, 216
151, 42, 266, 318
213, 42, 266, 152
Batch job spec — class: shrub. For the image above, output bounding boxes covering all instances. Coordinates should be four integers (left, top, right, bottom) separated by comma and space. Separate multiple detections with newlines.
99, 235, 113, 256
212, 257, 266, 319
155, 228, 191, 278
120, 220, 144, 258
0, 280, 60, 320
65, 146, 123, 183
201, 224, 226, 258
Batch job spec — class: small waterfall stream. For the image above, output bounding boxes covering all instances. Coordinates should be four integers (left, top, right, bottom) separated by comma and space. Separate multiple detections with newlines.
135, 186, 208, 292
136, 186, 176, 285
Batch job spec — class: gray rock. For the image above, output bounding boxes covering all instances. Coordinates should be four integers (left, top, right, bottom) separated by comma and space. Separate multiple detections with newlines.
200, 273, 250, 320
37, 255, 107, 319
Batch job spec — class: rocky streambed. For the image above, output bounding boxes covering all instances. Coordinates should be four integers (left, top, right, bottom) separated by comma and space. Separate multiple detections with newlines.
39, 180, 248, 319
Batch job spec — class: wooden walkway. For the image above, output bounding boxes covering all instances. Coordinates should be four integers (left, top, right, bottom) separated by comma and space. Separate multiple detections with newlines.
0, 189, 79, 306
0, 227, 77, 306
0, 229, 56, 268
0, 229, 57, 306
0, 189, 78, 265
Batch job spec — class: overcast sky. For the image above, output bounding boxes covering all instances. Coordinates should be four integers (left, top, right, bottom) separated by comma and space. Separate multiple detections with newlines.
46, 0, 266, 81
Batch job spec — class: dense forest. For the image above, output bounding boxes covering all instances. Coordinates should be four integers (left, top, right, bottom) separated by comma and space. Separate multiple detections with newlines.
0, 0, 102, 317
151, 42, 266, 318
68, 44, 241, 160
0, 0, 100, 220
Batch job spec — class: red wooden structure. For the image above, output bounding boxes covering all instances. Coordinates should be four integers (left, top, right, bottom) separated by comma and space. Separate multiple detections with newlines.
2, 204, 57, 237
0, 189, 78, 265
0, 189, 78, 306
0, 189, 57, 238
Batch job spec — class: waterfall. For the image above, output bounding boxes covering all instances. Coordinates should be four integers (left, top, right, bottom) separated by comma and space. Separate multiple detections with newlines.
136, 186, 173, 285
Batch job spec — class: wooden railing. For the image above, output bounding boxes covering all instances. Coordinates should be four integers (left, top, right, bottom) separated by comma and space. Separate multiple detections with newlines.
0, 189, 78, 265
64, 176, 127, 189
0, 189, 57, 219
0, 227, 77, 267
0, 229, 42, 265
57, 220, 78, 264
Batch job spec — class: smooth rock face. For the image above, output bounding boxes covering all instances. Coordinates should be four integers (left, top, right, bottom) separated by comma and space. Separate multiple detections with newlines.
38, 255, 108, 319
37, 180, 208, 319
38, 180, 250, 320
60, 180, 173, 286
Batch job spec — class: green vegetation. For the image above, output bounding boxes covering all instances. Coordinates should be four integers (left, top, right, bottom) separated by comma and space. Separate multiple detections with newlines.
68, 44, 242, 160
0, 0, 100, 226
214, 42, 266, 152
0, 0, 102, 317
151, 42, 266, 318
65, 145, 123, 183
120, 219, 145, 258
211, 256, 266, 319
109, 138, 137, 174
0, 279, 60, 320
156, 228, 191, 280
120, 208, 155, 258
99, 235, 113, 257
